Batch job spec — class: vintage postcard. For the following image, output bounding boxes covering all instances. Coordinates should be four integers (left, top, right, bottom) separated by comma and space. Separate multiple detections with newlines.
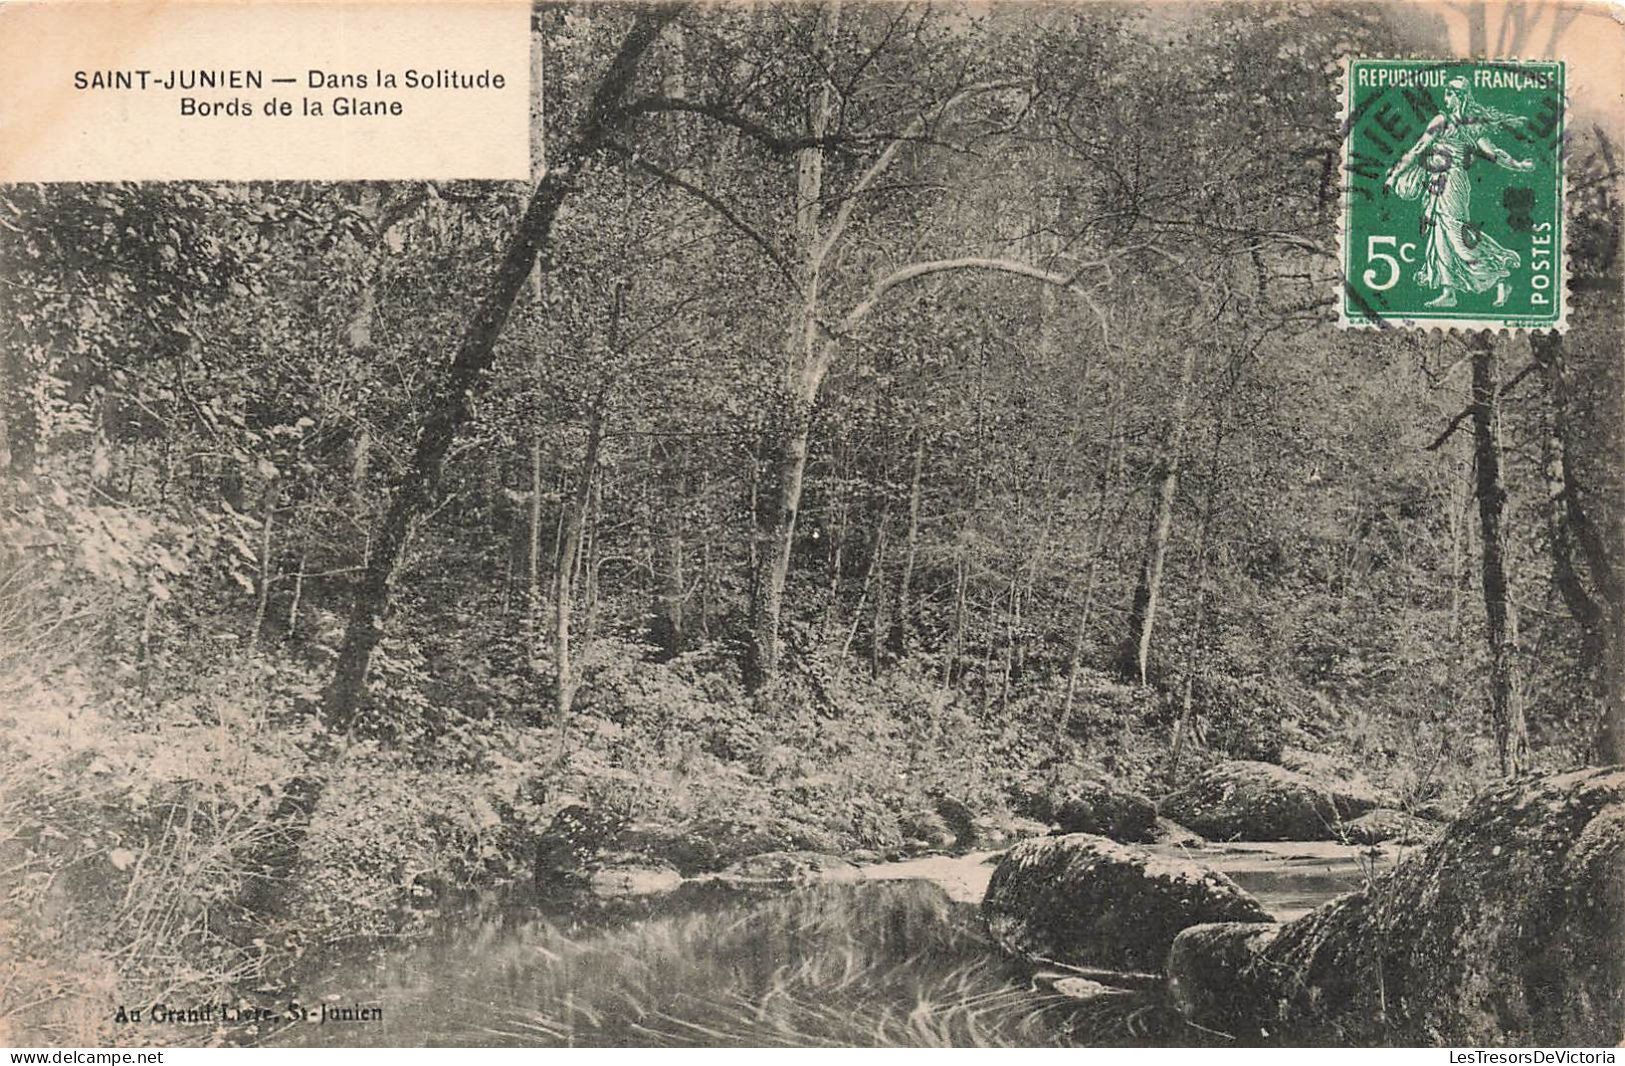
1, 0, 1622, 1052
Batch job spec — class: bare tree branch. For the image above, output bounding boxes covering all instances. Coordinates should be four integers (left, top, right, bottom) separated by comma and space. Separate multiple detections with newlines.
814, 81, 1028, 269
1426, 359, 1542, 451
838, 255, 1112, 346
606, 142, 800, 296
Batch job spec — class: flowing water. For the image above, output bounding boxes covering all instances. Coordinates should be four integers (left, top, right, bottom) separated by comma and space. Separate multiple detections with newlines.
259, 841, 1399, 1048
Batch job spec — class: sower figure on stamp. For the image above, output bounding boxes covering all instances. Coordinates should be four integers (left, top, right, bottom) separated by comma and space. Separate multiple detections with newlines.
1382, 76, 1536, 309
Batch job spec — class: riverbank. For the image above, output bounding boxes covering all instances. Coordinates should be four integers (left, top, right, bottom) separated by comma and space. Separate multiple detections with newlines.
0, 651, 1125, 1043
0, 646, 1450, 1045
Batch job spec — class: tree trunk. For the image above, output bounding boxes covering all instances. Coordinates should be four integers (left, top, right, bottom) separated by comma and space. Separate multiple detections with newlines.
1469, 332, 1530, 777
554, 405, 605, 720
1533, 332, 1624, 762
743, 0, 839, 690
526, 68, 548, 641
647, 21, 699, 663
322, 7, 679, 729
650, 438, 688, 659
747, 399, 814, 686
1171, 397, 1228, 780
1118, 343, 1200, 684
888, 432, 926, 656
248, 482, 277, 646
1061, 360, 1123, 730
286, 538, 307, 639
869, 519, 889, 677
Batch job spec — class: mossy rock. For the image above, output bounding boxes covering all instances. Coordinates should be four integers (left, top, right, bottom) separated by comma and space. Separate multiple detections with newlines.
930, 793, 979, 845
1167, 767, 1625, 1045
1014, 771, 1158, 843
534, 804, 630, 885
1052, 780, 1158, 843
981, 832, 1272, 974
1162, 761, 1380, 841
1166, 921, 1279, 1035
1149, 816, 1207, 847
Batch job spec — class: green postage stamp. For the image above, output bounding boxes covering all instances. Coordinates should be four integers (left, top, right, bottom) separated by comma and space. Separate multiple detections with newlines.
1341, 59, 1566, 331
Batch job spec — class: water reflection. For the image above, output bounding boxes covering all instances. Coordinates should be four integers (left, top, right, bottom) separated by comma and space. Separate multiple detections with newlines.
266, 882, 1206, 1047
264, 842, 1385, 1047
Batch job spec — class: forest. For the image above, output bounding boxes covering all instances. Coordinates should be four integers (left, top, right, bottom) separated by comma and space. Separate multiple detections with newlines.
1, 0, 1621, 1046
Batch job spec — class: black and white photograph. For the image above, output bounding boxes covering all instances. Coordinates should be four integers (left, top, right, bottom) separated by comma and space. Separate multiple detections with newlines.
1, 0, 1622, 1050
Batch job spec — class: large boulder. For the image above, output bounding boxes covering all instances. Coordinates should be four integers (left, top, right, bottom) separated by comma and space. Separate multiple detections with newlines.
1167, 767, 1625, 1045
1166, 921, 1279, 1029
1279, 748, 1391, 807
1162, 760, 1381, 841
981, 833, 1272, 974
1014, 772, 1158, 843
1052, 781, 1159, 843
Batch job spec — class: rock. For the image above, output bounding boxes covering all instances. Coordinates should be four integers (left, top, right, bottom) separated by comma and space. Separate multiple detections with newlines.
585, 855, 684, 899
1341, 808, 1439, 846
1161, 760, 1381, 841
981, 833, 1273, 974
1034, 974, 1138, 1001
973, 813, 1048, 849
931, 793, 979, 846
1012, 771, 1158, 844
1051, 780, 1158, 843
1166, 921, 1279, 1033
719, 850, 863, 884
684, 816, 793, 869
900, 808, 955, 851
534, 804, 629, 885
615, 823, 729, 876
1166, 767, 1625, 1045
1149, 816, 1206, 848
1278, 748, 1389, 799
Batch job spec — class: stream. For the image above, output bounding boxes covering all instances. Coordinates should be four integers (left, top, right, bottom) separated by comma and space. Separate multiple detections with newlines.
260, 840, 1400, 1048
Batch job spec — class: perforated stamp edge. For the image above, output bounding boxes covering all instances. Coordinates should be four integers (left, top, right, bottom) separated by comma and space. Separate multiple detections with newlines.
1335, 55, 1571, 335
